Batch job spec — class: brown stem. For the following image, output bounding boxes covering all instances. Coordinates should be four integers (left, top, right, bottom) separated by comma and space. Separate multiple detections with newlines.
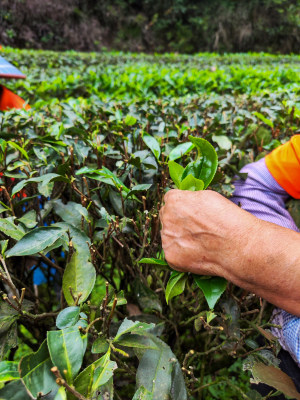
69, 286, 76, 302
101, 282, 109, 319
72, 183, 101, 211
86, 317, 103, 333
19, 288, 26, 305
22, 311, 59, 321
119, 187, 125, 216
38, 253, 63, 273
106, 296, 117, 334
74, 292, 82, 306
3, 295, 19, 311
1, 186, 15, 216
51, 367, 88, 400
0, 255, 19, 298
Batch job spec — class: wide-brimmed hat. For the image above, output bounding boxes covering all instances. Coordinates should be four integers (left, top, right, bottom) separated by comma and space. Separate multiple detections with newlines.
0, 55, 26, 79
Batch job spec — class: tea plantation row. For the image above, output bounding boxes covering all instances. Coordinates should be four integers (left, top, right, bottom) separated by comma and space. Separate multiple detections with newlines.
0, 48, 299, 399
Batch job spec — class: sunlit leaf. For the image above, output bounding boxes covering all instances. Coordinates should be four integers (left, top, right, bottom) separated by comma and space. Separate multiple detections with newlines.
143, 134, 160, 161
6, 227, 65, 257
165, 271, 187, 304
47, 327, 85, 382
62, 251, 96, 305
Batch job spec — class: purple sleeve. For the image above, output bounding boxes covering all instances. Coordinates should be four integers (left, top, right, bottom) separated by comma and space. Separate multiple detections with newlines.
231, 157, 300, 366
231, 158, 299, 231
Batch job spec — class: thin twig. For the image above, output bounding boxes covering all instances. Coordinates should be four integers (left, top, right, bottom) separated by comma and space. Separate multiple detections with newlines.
22, 311, 59, 321
2, 295, 19, 311
38, 253, 64, 273
51, 367, 88, 400
0, 255, 19, 298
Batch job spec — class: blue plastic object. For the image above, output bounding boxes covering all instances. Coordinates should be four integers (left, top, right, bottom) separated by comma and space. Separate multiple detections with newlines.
0, 55, 26, 79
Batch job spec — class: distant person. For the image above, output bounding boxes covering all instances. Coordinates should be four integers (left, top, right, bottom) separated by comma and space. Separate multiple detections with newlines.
0, 52, 30, 111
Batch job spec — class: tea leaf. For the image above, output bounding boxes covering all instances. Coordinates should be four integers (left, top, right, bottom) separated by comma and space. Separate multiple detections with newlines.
165, 271, 187, 304
194, 276, 227, 309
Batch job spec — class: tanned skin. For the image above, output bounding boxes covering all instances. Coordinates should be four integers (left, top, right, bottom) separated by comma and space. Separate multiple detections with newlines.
160, 189, 300, 316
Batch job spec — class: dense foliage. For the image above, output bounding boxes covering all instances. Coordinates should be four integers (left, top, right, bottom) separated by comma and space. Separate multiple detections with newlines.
1, 0, 300, 53
0, 48, 300, 399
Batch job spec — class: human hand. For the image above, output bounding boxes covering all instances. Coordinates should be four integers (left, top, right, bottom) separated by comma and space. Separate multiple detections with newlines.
159, 189, 259, 277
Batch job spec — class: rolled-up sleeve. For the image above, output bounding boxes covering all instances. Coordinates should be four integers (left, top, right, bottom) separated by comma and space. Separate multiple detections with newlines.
231, 156, 300, 366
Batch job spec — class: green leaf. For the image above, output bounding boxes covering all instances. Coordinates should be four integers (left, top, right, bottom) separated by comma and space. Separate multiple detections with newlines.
0, 322, 18, 361
54, 222, 91, 263
70, 355, 117, 400
114, 318, 154, 341
47, 326, 85, 382
138, 258, 168, 267
168, 160, 184, 188
0, 240, 8, 256
0, 205, 9, 214
130, 184, 152, 192
206, 311, 217, 324
0, 300, 19, 360
107, 290, 127, 307
256, 126, 272, 146
54, 386, 67, 400
17, 210, 37, 229
77, 167, 129, 192
53, 200, 89, 228
136, 336, 187, 400
56, 306, 80, 330
62, 251, 96, 305
115, 334, 158, 350
253, 112, 274, 128
212, 134, 232, 150
92, 337, 109, 354
126, 183, 152, 198
168, 142, 194, 161
133, 386, 153, 400
0, 380, 31, 400
143, 134, 160, 161
19, 340, 59, 398
136, 339, 172, 399
170, 358, 188, 400
124, 115, 137, 126
6, 227, 65, 257
0, 361, 19, 382
11, 173, 69, 197
179, 174, 204, 191
7, 141, 29, 161
134, 280, 162, 313
187, 136, 218, 189
194, 276, 227, 309
0, 218, 25, 240
165, 271, 187, 304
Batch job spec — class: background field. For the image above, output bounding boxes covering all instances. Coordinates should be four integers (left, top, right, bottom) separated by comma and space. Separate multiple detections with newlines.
0, 48, 299, 399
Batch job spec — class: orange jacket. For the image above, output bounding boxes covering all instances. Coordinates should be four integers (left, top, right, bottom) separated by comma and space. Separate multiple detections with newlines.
266, 135, 300, 199
0, 85, 30, 111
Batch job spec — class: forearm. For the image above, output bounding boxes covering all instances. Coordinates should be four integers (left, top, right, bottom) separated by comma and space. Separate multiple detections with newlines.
228, 158, 300, 315
228, 154, 300, 364
218, 215, 300, 316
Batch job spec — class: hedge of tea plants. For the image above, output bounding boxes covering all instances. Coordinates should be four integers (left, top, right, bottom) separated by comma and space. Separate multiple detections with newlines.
0, 48, 299, 400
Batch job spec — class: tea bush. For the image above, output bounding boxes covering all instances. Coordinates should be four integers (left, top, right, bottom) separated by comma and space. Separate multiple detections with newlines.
0, 48, 299, 399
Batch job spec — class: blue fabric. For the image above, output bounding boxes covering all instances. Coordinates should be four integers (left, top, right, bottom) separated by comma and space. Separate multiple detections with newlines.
231, 158, 300, 366
31, 262, 56, 286
281, 311, 300, 366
